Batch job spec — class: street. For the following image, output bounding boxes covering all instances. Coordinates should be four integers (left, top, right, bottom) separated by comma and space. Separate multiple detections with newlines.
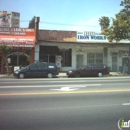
0, 77, 130, 130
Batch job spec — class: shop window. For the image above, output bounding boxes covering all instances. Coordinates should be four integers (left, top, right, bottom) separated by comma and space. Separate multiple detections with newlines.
96, 53, 103, 64
87, 52, 103, 64
59, 49, 72, 67
9, 55, 29, 67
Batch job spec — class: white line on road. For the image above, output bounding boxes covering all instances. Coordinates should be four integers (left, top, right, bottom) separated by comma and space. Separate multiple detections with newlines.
50, 87, 80, 91
0, 84, 101, 88
122, 103, 130, 106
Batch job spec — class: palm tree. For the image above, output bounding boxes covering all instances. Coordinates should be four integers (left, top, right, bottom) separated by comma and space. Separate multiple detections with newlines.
99, 16, 110, 33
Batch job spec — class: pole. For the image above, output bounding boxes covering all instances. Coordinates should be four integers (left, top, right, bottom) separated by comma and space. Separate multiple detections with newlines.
6, 56, 9, 76
128, 46, 130, 74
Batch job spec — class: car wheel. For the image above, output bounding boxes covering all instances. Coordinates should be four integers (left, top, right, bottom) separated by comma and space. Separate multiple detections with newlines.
74, 72, 80, 77
98, 72, 103, 77
47, 73, 53, 78
19, 73, 25, 79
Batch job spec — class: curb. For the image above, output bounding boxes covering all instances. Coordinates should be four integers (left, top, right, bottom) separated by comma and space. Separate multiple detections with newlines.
0, 72, 129, 78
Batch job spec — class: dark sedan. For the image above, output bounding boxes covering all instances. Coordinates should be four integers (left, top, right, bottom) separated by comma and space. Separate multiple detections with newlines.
67, 64, 109, 77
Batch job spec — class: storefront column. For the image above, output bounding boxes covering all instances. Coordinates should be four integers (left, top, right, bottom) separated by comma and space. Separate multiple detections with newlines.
72, 47, 76, 69
34, 44, 39, 62
103, 47, 108, 65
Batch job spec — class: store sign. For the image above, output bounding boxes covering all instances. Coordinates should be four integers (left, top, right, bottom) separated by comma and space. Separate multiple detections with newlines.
0, 11, 20, 28
0, 28, 35, 36
0, 28, 35, 47
77, 31, 108, 42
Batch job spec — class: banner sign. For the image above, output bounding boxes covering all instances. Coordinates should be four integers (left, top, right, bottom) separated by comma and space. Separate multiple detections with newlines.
0, 28, 35, 47
0, 28, 35, 36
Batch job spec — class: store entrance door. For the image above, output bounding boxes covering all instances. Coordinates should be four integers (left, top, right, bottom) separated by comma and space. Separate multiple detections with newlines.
76, 55, 83, 69
112, 53, 118, 71
122, 57, 129, 73
43, 55, 55, 63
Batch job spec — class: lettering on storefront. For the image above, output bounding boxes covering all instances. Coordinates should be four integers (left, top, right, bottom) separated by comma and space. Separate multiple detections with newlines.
0, 27, 35, 47
77, 35, 106, 40
77, 31, 108, 42
0, 27, 35, 36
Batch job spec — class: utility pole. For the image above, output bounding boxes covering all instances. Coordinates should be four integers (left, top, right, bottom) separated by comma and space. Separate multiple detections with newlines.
128, 46, 130, 74
35, 17, 40, 43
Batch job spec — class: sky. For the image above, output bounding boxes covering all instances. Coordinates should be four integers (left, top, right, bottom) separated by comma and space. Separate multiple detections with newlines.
0, 0, 123, 33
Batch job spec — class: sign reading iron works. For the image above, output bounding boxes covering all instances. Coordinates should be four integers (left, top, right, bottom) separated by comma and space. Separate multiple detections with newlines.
77, 31, 108, 42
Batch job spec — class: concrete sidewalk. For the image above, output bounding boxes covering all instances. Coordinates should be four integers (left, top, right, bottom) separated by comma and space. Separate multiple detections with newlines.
0, 72, 129, 78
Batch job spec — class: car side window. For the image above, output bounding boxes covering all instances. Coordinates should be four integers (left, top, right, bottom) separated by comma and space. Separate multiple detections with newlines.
93, 65, 97, 69
39, 63, 47, 69
86, 65, 93, 69
29, 63, 38, 69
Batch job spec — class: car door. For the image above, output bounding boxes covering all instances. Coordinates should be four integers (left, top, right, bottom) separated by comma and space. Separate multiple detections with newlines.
37, 62, 48, 77
81, 65, 92, 77
92, 64, 99, 76
27, 63, 39, 77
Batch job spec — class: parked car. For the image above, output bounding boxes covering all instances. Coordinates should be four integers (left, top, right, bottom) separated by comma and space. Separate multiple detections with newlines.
66, 64, 109, 77
13, 62, 59, 78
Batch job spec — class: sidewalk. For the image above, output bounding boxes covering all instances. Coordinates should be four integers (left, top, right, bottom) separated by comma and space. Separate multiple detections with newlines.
0, 72, 129, 78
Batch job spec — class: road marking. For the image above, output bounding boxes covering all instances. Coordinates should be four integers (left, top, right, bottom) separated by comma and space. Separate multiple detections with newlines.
0, 89, 130, 96
122, 103, 130, 106
50, 87, 79, 91
50, 84, 101, 91
0, 84, 101, 88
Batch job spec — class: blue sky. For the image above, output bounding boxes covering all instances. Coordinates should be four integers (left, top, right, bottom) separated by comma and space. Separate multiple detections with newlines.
0, 0, 123, 32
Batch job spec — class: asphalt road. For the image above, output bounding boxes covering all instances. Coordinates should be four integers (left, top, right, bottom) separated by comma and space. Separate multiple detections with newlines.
0, 77, 130, 130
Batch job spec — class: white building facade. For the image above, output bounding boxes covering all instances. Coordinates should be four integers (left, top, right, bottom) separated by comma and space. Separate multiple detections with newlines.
35, 30, 130, 73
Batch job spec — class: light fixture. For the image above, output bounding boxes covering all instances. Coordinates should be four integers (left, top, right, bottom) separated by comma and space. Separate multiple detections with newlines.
76, 46, 84, 53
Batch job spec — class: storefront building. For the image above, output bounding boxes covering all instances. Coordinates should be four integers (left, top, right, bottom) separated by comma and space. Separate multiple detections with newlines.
0, 27, 36, 73
34, 30, 130, 73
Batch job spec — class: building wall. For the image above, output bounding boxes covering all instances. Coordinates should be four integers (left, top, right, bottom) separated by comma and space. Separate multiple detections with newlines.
37, 30, 130, 73
39, 30, 76, 41
108, 47, 130, 72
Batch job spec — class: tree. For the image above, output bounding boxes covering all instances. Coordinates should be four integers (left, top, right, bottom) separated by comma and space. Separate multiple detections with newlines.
99, 0, 130, 73
103, 17, 130, 42
0, 45, 12, 54
100, 0, 130, 42
99, 16, 110, 33
0, 45, 13, 75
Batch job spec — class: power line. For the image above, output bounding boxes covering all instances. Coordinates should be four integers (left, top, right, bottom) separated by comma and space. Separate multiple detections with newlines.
40, 21, 99, 27
20, 20, 100, 27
